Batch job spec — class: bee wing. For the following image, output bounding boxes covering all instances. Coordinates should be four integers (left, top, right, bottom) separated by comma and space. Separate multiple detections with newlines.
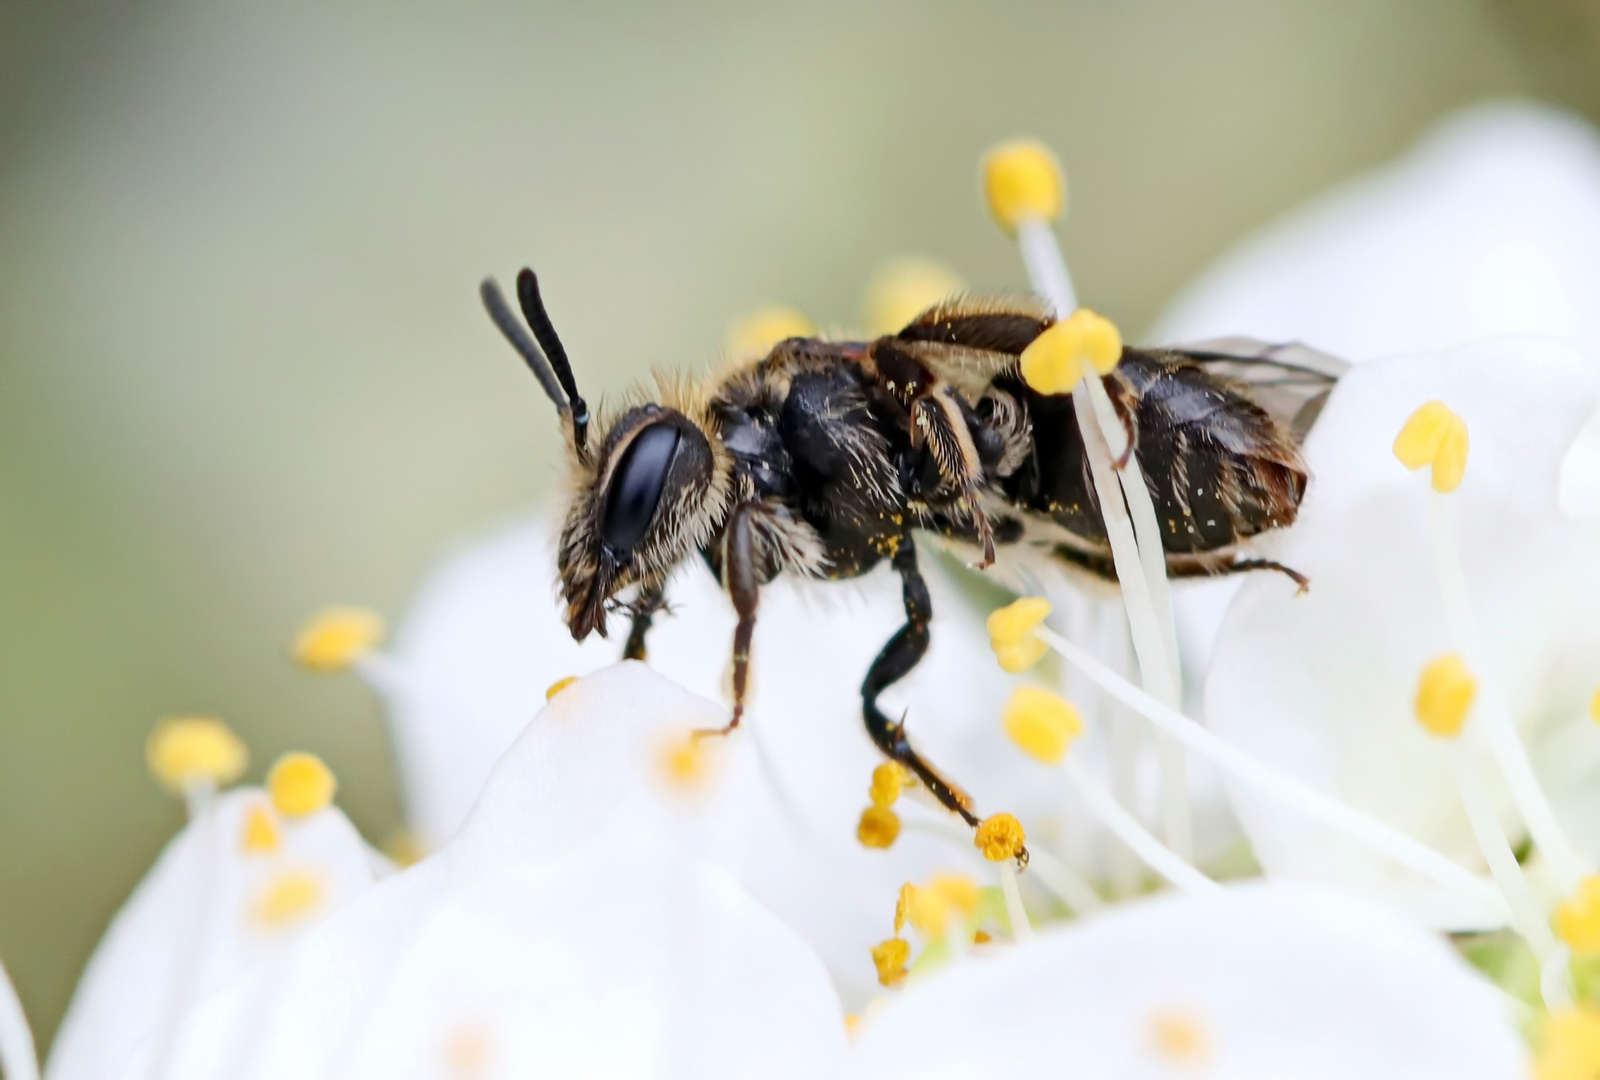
1174, 337, 1350, 443
889, 296, 1051, 400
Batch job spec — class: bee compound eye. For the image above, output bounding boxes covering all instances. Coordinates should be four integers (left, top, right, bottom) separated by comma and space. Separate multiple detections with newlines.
600, 423, 682, 552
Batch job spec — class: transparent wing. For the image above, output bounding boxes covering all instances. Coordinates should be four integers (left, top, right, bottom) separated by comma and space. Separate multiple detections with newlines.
1173, 337, 1350, 443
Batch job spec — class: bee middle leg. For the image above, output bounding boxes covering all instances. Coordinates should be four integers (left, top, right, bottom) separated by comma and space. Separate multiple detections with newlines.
1221, 557, 1309, 594
861, 536, 981, 827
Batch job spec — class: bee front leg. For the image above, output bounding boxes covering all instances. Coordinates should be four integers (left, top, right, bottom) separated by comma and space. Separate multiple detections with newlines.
698, 503, 760, 738
911, 392, 995, 567
862, 536, 983, 828
622, 582, 667, 662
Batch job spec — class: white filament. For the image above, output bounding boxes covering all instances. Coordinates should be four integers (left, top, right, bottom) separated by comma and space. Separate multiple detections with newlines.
1062, 758, 1219, 896
147, 786, 220, 1080
999, 862, 1034, 941
1025, 847, 1105, 915
0, 957, 37, 1080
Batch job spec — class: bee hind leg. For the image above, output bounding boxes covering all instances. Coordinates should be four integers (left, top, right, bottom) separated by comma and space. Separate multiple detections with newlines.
861, 536, 984, 828
1222, 557, 1309, 595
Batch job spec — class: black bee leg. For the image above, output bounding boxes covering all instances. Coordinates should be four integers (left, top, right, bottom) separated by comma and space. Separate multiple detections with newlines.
862, 536, 981, 826
1225, 557, 1310, 595
698, 503, 760, 738
622, 582, 667, 662
911, 392, 996, 568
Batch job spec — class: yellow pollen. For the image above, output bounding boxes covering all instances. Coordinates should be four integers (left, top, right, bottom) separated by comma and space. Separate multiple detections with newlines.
1019, 310, 1124, 395
994, 638, 1049, 674
988, 596, 1052, 672
545, 676, 579, 700
869, 762, 909, 808
1002, 685, 1084, 764
1414, 653, 1477, 738
1554, 876, 1600, 954
252, 869, 326, 928
656, 732, 716, 795
726, 305, 815, 357
1393, 400, 1470, 493
292, 607, 385, 671
1149, 1009, 1210, 1064
857, 806, 901, 849
981, 139, 1064, 233
907, 873, 979, 939
863, 258, 966, 336
870, 937, 911, 987
844, 1014, 863, 1038
974, 812, 1027, 862
146, 715, 248, 795
240, 804, 282, 854
1590, 686, 1600, 726
268, 752, 338, 817
1536, 1008, 1600, 1080
894, 883, 914, 934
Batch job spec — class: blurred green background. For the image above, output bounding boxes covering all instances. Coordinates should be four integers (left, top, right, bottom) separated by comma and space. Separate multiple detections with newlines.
0, 0, 1582, 1049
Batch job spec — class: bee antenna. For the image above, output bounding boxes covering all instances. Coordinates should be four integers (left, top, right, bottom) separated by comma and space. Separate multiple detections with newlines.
517, 268, 589, 459
480, 277, 570, 416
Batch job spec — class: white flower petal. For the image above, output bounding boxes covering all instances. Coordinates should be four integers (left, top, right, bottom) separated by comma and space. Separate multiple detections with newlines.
850, 884, 1525, 1079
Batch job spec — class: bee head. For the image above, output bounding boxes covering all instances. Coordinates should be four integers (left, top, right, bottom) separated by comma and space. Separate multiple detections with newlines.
481, 269, 729, 641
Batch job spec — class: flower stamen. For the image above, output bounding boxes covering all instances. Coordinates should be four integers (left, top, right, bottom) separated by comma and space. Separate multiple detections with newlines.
268, 753, 338, 818
870, 937, 910, 988
292, 607, 385, 671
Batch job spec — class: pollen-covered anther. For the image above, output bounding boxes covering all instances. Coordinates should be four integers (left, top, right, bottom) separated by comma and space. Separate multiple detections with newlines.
975, 813, 1027, 862
1589, 686, 1600, 726
146, 715, 248, 795
240, 803, 282, 854
545, 676, 579, 701
894, 883, 914, 934
268, 752, 338, 817
1554, 876, 1600, 954
857, 806, 901, 849
869, 762, 910, 808
1534, 1007, 1600, 1080
292, 607, 385, 671
1393, 400, 1470, 494
252, 868, 326, 928
1414, 653, 1478, 738
981, 139, 1064, 234
987, 596, 1052, 673
1002, 685, 1084, 764
907, 873, 979, 939
656, 732, 716, 795
864, 258, 966, 336
870, 937, 911, 988
726, 305, 815, 358
1019, 309, 1123, 395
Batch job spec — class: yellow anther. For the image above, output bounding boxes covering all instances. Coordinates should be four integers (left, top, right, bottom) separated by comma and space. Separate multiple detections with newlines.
1002, 685, 1084, 764
252, 869, 326, 928
972, 929, 992, 945
993, 638, 1049, 674
545, 676, 579, 700
844, 1014, 863, 1038
1149, 1010, 1210, 1064
726, 305, 815, 358
857, 806, 901, 849
870, 937, 910, 988
906, 873, 979, 939
240, 804, 282, 854
974, 813, 1027, 862
1535, 1008, 1600, 1080
894, 883, 914, 935
1590, 686, 1600, 726
863, 258, 966, 336
146, 716, 248, 795
1393, 400, 1470, 494
268, 752, 338, 817
988, 596, 1052, 672
869, 762, 909, 809
1414, 653, 1477, 738
981, 139, 1064, 233
292, 607, 385, 671
1554, 876, 1600, 954
1019, 309, 1124, 395
656, 732, 716, 796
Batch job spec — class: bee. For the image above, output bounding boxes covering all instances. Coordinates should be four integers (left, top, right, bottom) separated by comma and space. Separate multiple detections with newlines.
480, 269, 1345, 829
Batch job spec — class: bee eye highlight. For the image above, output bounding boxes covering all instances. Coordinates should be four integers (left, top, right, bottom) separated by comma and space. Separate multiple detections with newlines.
600, 423, 681, 552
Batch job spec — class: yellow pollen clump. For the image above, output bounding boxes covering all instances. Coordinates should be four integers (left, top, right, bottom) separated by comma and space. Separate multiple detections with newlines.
1535, 1007, 1600, 1080
973, 929, 992, 944
869, 762, 909, 808
1149, 1009, 1211, 1064
870, 937, 911, 988
857, 806, 901, 849
1590, 686, 1600, 726
981, 139, 1064, 233
1414, 653, 1477, 738
987, 596, 1052, 673
974, 813, 1027, 862
1393, 400, 1470, 494
1002, 685, 1084, 764
252, 869, 326, 928
863, 258, 967, 336
907, 873, 979, 939
1554, 876, 1600, 954
240, 804, 282, 854
1019, 310, 1124, 395
894, 883, 914, 934
146, 715, 248, 795
545, 676, 579, 700
292, 607, 385, 671
726, 305, 815, 358
656, 732, 717, 796
268, 752, 338, 817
